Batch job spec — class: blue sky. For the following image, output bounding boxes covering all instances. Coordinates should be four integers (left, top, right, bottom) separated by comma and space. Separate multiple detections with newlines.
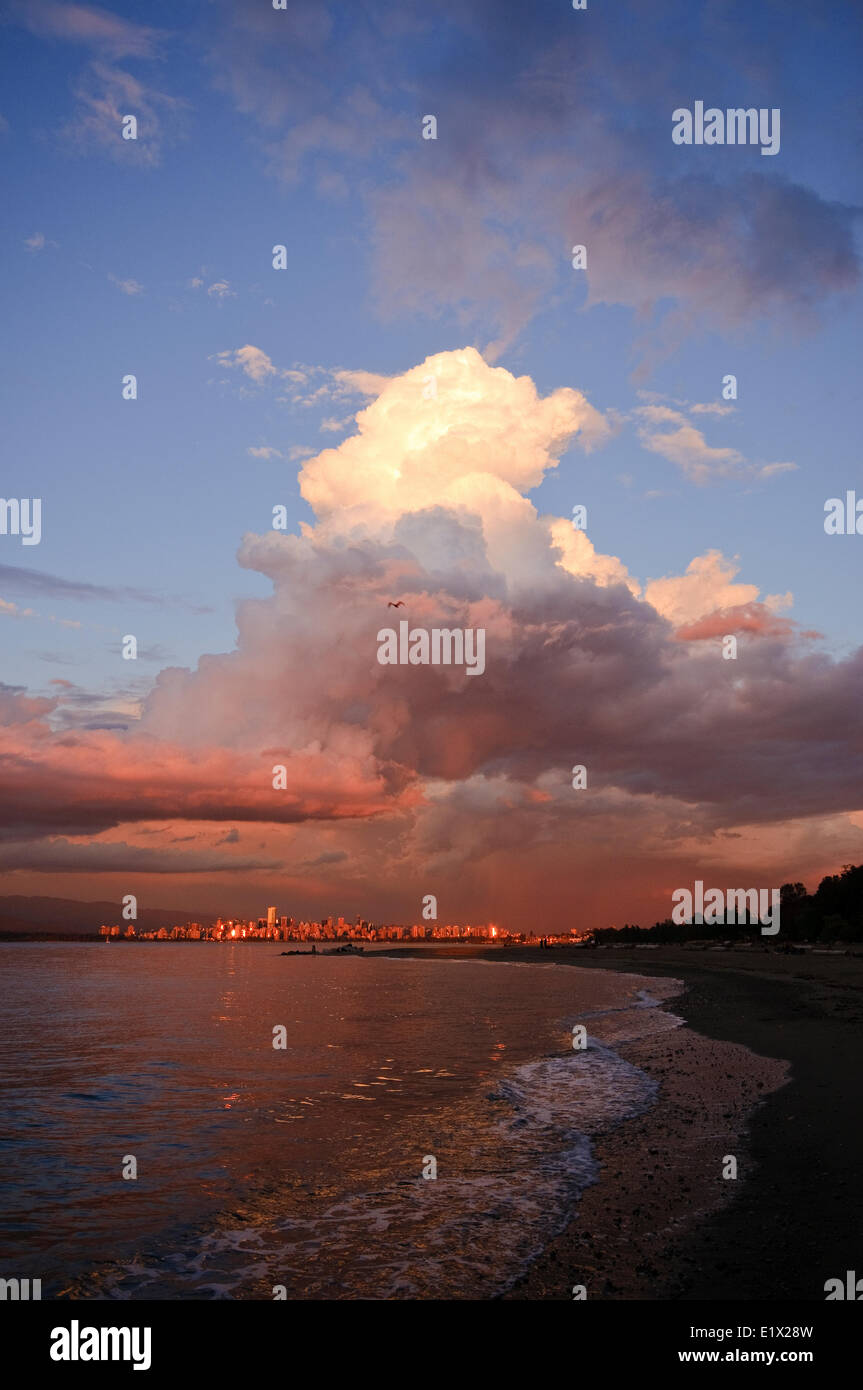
3, 0, 862, 701
1, 0, 862, 922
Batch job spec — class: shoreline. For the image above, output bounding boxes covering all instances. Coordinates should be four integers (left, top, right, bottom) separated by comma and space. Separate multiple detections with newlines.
503, 1008, 788, 1300
387, 944, 863, 1300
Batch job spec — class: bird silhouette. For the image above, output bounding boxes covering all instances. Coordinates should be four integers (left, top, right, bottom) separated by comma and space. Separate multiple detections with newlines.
387, 600, 405, 608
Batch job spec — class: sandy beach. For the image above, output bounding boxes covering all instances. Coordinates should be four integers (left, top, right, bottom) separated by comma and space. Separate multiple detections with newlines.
386, 944, 863, 1300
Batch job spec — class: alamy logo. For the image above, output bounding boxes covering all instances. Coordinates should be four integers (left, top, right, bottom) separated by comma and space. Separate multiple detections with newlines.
824, 1271, 863, 1300
50, 1321, 152, 1371
0, 497, 41, 545
377, 621, 486, 675
0, 1277, 41, 1299
672, 102, 780, 156
824, 493, 863, 534
671, 880, 780, 935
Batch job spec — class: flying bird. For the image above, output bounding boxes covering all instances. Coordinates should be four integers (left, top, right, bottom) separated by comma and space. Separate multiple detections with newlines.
387, 600, 405, 608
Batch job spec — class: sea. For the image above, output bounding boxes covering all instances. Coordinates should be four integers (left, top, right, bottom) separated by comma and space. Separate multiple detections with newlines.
0, 942, 683, 1299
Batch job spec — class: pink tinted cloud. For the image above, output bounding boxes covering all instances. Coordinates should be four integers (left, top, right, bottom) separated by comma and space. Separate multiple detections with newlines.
5, 350, 863, 928
0, 716, 411, 841
674, 603, 802, 643
11, 2, 162, 59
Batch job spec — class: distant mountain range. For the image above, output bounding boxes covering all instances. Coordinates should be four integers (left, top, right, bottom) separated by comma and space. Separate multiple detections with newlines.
0, 895, 212, 936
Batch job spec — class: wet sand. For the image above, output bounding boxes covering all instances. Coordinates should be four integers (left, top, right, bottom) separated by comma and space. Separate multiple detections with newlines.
387, 944, 863, 1300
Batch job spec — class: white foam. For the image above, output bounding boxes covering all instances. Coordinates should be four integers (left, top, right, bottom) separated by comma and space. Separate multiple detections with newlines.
91, 986, 678, 1300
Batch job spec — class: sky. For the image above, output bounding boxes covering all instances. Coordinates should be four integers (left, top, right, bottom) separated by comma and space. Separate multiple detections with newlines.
1, 0, 862, 931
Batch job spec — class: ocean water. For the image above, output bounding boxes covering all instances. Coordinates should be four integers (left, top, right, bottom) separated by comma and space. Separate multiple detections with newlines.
0, 943, 682, 1299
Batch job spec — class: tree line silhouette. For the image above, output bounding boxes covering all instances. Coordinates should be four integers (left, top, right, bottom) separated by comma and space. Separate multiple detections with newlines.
591, 864, 863, 945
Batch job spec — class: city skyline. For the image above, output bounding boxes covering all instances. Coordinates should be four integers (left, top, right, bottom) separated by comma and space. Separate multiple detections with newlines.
100, 908, 510, 941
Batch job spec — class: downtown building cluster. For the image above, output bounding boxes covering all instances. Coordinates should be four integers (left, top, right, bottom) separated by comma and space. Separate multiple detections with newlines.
100, 908, 518, 942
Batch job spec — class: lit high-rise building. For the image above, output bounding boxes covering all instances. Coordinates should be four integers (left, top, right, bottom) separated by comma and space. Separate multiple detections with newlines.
267, 906, 278, 929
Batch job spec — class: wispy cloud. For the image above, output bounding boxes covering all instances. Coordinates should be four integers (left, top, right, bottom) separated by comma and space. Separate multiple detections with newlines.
213, 345, 391, 405
24, 231, 58, 252
108, 272, 144, 295
0, 598, 36, 619
247, 446, 284, 460
636, 403, 795, 485
0, 562, 212, 613
9, 1, 186, 168
320, 414, 356, 434
10, 2, 163, 60
0, 838, 281, 874
214, 343, 278, 383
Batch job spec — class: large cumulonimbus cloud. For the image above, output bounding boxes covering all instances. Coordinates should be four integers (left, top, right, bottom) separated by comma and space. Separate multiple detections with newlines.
3, 348, 863, 921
